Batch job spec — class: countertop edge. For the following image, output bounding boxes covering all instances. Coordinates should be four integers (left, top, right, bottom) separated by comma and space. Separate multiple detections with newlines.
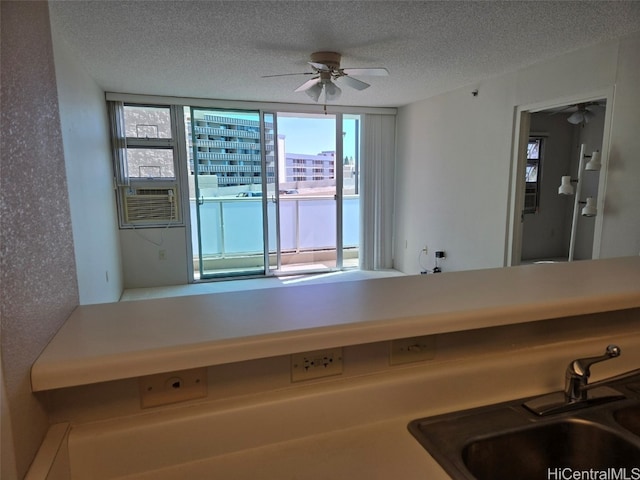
31, 258, 640, 391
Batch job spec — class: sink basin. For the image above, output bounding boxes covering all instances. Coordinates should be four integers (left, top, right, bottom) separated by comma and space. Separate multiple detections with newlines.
409, 382, 640, 480
463, 419, 640, 480
616, 405, 640, 436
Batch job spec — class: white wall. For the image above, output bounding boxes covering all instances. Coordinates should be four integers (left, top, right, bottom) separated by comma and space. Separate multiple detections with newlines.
599, 34, 640, 258
394, 34, 639, 273
50, 24, 123, 304
120, 227, 190, 288
394, 74, 516, 273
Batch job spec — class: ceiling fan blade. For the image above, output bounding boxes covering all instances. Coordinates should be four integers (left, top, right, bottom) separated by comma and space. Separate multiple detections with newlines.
261, 72, 315, 78
341, 67, 389, 76
548, 104, 575, 116
340, 75, 370, 91
294, 77, 320, 93
324, 82, 342, 102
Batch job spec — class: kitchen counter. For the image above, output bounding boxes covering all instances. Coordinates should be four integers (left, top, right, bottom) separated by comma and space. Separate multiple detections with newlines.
36, 327, 640, 479
32, 257, 640, 391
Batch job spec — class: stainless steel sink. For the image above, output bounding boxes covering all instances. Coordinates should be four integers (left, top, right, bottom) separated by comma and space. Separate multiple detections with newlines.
409, 374, 640, 480
463, 419, 640, 480
616, 404, 640, 437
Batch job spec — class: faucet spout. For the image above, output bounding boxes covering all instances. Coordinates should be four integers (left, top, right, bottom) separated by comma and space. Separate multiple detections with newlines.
524, 344, 628, 416
565, 344, 621, 403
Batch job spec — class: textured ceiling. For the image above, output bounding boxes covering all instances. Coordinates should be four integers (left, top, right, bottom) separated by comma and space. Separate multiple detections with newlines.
48, 1, 640, 108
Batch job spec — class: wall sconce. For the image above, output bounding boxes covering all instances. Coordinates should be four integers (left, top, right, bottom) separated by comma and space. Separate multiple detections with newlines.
581, 197, 598, 217
558, 176, 575, 195
558, 144, 601, 261
585, 151, 601, 171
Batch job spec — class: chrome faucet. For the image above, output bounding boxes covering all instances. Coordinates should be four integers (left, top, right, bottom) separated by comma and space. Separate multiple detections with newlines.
564, 344, 621, 403
524, 343, 640, 416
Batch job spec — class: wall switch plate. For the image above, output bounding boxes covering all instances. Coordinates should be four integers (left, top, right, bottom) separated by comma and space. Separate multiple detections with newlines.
389, 335, 437, 365
291, 348, 343, 382
139, 367, 207, 408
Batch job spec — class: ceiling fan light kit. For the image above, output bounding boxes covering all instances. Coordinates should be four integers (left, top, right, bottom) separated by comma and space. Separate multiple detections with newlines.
567, 108, 594, 125
264, 51, 389, 104
565, 102, 600, 125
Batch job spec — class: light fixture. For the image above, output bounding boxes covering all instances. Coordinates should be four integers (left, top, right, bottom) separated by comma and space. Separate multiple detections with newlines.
304, 83, 323, 102
558, 144, 602, 261
558, 176, 575, 195
323, 81, 342, 102
567, 105, 594, 125
581, 197, 598, 217
585, 151, 601, 171
302, 73, 342, 105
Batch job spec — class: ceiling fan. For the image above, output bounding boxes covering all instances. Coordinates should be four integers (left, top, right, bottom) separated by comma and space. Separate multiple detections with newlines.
549, 101, 604, 125
263, 51, 389, 103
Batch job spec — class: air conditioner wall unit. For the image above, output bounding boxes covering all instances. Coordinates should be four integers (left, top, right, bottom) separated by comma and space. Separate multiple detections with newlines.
123, 187, 179, 224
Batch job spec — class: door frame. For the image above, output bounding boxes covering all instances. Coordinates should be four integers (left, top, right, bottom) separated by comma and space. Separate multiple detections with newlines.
260, 111, 281, 275
190, 106, 267, 280
262, 110, 347, 277
506, 88, 615, 266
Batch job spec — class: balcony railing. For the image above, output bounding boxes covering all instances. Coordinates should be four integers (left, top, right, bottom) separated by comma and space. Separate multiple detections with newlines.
190, 195, 359, 259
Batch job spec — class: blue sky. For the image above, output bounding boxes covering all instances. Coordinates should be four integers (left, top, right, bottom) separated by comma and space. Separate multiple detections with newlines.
190, 108, 358, 160
277, 115, 358, 160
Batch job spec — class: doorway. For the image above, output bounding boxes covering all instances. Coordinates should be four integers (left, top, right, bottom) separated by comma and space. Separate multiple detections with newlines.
509, 92, 613, 266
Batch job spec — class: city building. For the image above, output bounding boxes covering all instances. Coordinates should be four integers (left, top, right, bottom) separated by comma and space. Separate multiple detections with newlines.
189, 114, 336, 187
283, 151, 335, 182
189, 114, 276, 187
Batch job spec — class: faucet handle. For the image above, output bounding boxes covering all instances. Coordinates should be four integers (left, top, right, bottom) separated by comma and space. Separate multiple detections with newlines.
565, 344, 621, 402
572, 344, 621, 377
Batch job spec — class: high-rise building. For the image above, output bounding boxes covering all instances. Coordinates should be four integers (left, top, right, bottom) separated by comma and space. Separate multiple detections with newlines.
187, 113, 336, 188
188, 114, 276, 187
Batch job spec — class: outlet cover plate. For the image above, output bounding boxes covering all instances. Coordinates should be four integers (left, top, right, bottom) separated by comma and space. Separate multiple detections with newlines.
140, 367, 207, 408
291, 348, 343, 382
389, 335, 437, 365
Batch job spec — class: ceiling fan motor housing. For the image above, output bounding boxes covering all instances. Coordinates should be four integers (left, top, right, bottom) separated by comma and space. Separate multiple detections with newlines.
310, 51, 342, 71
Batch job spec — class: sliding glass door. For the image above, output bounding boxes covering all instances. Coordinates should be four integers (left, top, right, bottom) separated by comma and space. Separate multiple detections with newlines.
189, 108, 270, 279
272, 112, 338, 274
186, 107, 360, 280
342, 114, 361, 268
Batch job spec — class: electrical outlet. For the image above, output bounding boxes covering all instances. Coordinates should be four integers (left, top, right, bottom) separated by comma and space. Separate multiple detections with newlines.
422, 245, 428, 254
139, 367, 207, 408
291, 348, 343, 382
389, 335, 436, 365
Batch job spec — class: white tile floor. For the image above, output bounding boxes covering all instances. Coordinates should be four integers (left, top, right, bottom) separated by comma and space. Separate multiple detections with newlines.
120, 269, 405, 302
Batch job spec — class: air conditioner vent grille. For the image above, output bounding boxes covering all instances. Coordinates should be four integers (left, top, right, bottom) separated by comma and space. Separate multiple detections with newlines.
123, 187, 179, 224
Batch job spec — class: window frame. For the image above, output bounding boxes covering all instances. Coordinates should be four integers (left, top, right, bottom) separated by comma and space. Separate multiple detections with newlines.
523, 136, 545, 215
110, 102, 187, 228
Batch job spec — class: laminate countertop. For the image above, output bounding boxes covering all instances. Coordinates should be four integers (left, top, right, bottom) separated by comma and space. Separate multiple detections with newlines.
32, 257, 640, 391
